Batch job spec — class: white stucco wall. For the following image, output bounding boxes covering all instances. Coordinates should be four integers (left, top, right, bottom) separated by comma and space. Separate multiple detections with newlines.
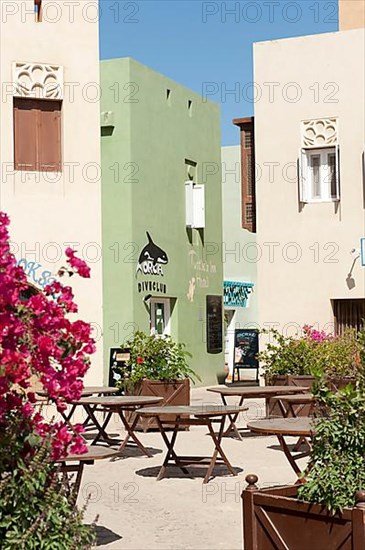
0, 0, 103, 383
254, 28, 365, 336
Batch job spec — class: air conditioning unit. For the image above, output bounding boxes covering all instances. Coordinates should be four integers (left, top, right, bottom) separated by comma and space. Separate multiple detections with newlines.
185, 181, 205, 229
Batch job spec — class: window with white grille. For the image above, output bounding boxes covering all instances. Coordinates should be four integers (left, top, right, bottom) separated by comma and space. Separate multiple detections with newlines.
299, 146, 340, 203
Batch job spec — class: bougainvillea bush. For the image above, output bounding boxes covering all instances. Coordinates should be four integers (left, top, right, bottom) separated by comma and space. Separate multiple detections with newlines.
0, 211, 96, 546
258, 325, 362, 381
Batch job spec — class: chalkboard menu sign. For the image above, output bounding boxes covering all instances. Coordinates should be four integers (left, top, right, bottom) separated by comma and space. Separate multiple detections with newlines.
234, 329, 259, 368
108, 347, 131, 387
206, 295, 223, 354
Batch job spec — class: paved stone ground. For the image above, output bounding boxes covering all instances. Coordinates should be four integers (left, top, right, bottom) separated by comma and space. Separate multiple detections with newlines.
77, 387, 309, 550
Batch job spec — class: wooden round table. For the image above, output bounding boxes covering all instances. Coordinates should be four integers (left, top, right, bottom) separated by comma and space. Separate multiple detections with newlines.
207, 386, 310, 439
79, 386, 118, 396
36, 386, 118, 423
75, 395, 164, 456
137, 404, 248, 484
247, 417, 315, 479
57, 445, 119, 501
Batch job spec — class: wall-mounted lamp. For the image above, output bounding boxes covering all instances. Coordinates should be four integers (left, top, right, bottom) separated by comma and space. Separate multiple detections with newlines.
346, 249, 360, 290
143, 294, 152, 303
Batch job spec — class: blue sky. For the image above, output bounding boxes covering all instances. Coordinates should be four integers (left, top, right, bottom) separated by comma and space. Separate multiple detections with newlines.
99, 0, 338, 145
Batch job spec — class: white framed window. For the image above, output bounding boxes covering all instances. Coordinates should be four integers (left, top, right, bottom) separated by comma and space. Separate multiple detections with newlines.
299, 146, 340, 203
185, 181, 205, 228
150, 298, 171, 336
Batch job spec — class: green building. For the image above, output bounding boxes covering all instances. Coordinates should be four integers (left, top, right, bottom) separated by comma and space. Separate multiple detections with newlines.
100, 58, 224, 385
221, 144, 258, 382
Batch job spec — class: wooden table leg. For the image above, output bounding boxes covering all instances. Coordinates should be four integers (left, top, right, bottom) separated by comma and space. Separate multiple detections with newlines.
83, 404, 98, 429
277, 434, 310, 481
60, 403, 77, 424
155, 416, 189, 479
118, 409, 152, 457
72, 462, 85, 503
91, 410, 114, 444
83, 405, 114, 445
59, 461, 88, 504
204, 416, 237, 484
221, 395, 244, 440
280, 401, 309, 452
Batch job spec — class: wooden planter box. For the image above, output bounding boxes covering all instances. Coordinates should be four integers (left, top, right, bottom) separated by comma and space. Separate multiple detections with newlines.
242, 475, 365, 550
127, 378, 190, 431
265, 375, 315, 416
266, 375, 356, 417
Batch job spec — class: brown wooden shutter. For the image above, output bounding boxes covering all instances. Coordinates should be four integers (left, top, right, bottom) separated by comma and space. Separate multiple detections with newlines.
237, 118, 256, 232
38, 101, 62, 171
14, 99, 38, 171
233, 117, 256, 232
333, 299, 365, 335
13, 98, 62, 172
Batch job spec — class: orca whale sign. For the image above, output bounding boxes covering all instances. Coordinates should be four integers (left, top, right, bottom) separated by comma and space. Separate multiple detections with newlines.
136, 232, 169, 277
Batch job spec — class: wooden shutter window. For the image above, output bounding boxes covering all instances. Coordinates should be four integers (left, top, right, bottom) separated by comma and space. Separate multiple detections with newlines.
39, 101, 62, 172
233, 117, 256, 232
35, 0, 43, 22
333, 299, 365, 335
14, 98, 62, 172
14, 99, 38, 171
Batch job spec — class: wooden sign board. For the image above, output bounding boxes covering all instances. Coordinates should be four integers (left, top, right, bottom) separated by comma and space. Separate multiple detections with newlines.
109, 347, 131, 387
234, 329, 259, 368
206, 295, 223, 354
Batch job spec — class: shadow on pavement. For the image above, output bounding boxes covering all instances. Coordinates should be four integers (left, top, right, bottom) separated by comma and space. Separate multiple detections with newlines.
109, 445, 163, 460
135, 464, 244, 481
88, 525, 122, 546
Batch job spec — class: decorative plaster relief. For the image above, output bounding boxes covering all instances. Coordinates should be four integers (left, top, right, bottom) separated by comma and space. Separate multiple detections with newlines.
301, 118, 337, 148
13, 62, 63, 100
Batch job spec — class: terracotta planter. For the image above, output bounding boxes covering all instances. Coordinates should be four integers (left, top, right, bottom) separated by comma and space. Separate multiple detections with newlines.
127, 378, 190, 431
242, 475, 365, 550
265, 375, 356, 417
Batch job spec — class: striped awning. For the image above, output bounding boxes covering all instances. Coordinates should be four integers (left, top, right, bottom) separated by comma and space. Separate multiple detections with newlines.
224, 281, 254, 308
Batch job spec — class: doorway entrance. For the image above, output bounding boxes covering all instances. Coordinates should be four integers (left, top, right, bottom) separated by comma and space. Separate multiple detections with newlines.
150, 298, 171, 336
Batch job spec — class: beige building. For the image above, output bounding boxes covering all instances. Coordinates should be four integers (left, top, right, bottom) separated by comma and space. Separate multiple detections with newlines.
254, 8, 365, 337
339, 0, 365, 31
0, 0, 103, 383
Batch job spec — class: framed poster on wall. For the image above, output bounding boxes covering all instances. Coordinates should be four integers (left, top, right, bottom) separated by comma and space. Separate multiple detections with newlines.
206, 295, 223, 354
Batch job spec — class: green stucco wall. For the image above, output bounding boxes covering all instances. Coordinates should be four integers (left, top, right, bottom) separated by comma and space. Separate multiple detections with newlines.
221, 145, 258, 377
101, 58, 223, 385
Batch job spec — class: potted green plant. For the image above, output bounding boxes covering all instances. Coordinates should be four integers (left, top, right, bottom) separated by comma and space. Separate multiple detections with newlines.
114, 331, 200, 430
258, 326, 361, 416
242, 377, 365, 549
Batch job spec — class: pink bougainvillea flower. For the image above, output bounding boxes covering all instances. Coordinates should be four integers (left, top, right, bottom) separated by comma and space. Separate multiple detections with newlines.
0, 211, 95, 460
65, 248, 91, 278
69, 435, 88, 455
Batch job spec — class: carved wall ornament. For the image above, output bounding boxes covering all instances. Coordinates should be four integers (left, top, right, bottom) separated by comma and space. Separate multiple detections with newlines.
301, 118, 338, 148
13, 62, 63, 100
